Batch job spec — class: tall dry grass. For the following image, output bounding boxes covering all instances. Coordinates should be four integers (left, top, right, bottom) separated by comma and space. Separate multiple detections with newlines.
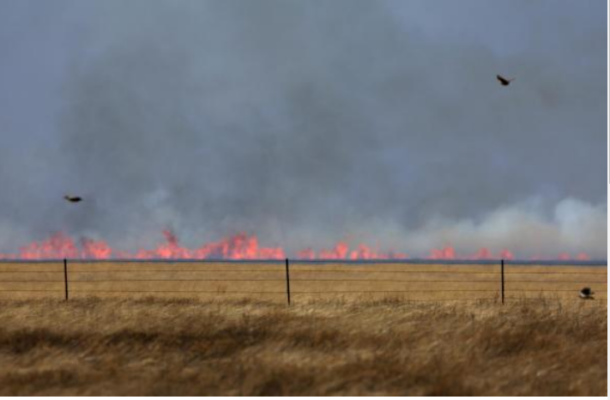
0, 297, 606, 395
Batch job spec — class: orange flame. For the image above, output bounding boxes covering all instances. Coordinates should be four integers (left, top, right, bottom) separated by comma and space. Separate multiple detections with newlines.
0, 230, 593, 261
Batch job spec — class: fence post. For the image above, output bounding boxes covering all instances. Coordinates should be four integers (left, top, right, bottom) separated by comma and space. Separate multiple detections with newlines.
63, 258, 69, 301
285, 258, 291, 306
501, 259, 505, 305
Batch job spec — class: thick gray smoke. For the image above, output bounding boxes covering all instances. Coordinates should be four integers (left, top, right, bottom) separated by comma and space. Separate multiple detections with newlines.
0, 0, 606, 258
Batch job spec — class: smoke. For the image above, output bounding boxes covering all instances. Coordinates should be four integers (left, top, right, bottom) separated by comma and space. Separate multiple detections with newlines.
0, 0, 606, 258
400, 198, 606, 258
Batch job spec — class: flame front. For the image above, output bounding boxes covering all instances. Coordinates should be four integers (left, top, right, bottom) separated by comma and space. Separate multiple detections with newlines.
0, 230, 594, 261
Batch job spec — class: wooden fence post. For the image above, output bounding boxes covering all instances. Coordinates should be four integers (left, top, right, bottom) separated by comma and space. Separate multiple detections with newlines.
63, 258, 69, 301
285, 258, 291, 305
501, 259, 505, 305
64, 258, 68, 301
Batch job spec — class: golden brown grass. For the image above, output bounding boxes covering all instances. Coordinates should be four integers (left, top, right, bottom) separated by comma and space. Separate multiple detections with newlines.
0, 297, 606, 395
0, 261, 606, 302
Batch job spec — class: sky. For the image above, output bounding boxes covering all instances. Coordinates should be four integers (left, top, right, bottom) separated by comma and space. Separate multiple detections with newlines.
0, 0, 607, 258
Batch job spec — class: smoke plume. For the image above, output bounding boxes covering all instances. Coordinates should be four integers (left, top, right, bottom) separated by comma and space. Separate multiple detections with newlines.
0, 0, 606, 258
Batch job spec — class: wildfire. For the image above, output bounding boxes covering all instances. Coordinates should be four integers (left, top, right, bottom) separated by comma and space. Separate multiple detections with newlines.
0, 230, 593, 261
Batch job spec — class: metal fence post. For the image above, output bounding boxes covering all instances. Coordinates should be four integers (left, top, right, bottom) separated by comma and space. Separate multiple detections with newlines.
285, 258, 291, 305
63, 258, 69, 301
501, 259, 505, 305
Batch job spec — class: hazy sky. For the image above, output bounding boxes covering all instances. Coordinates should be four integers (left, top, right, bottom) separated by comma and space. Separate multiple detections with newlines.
0, 0, 607, 257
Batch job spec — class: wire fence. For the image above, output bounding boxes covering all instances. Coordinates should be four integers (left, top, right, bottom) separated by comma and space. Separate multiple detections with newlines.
0, 259, 606, 303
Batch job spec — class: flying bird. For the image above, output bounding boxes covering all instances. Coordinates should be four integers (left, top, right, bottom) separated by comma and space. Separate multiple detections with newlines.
579, 287, 594, 300
64, 195, 82, 203
496, 74, 514, 86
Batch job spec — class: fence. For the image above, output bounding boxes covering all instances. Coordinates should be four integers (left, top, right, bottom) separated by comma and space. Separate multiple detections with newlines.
0, 259, 606, 304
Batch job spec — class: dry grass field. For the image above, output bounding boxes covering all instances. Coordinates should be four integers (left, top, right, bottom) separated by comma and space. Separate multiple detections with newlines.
0, 261, 607, 303
0, 261, 606, 395
0, 297, 606, 395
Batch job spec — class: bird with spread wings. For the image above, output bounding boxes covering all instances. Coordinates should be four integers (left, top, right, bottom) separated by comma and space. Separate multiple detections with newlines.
64, 195, 82, 203
496, 74, 514, 86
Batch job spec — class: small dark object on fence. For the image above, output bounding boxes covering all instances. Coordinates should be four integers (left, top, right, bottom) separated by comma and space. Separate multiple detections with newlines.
63, 258, 69, 301
579, 287, 594, 300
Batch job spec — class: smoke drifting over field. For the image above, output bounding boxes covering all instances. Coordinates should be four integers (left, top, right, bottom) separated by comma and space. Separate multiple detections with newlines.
0, 0, 606, 258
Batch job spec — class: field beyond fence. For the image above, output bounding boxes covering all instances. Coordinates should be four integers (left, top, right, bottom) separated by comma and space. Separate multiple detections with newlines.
0, 259, 606, 303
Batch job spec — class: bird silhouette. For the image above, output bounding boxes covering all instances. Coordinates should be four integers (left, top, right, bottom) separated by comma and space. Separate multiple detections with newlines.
496, 74, 514, 86
579, 287, 594, 300
64, 195, 82, 203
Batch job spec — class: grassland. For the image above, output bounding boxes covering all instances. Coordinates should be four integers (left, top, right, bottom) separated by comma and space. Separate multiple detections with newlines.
0, 297, 606, 396
0, 261, 607, 302
0, 261, 606, 395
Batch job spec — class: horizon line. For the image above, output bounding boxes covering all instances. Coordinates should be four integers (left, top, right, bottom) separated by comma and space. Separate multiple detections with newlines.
0, 258, 607, 266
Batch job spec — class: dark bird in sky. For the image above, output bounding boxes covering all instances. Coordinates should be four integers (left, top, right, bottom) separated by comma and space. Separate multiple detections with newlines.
64, 195, 82, 203
579, 287, 594, 300
496, 74, 514, 86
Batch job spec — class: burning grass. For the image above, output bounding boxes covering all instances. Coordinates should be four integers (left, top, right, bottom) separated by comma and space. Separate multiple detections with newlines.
0, 230, 596, 261
0, 297, 606, 395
